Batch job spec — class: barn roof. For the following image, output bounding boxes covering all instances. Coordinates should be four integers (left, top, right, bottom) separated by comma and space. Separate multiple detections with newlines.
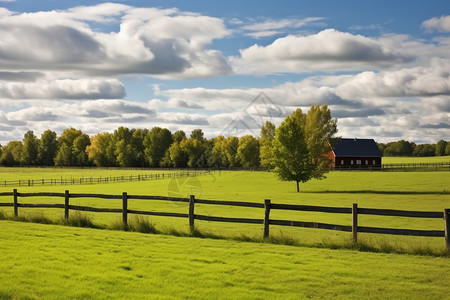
332, 138, 382, 157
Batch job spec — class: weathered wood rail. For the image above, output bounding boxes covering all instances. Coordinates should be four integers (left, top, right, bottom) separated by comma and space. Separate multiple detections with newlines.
0, 170, 207, 187
0, 189, 448, 249
332, 162, 450, 171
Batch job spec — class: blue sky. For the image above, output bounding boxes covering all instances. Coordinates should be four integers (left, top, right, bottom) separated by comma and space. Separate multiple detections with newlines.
0, 0, 449, 144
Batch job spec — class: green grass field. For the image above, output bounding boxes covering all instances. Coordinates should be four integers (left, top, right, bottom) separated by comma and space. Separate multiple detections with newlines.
0, 168, 449, 253
0, 167, 449, 299
1, 220, 449, 299
383, 156, 450, 164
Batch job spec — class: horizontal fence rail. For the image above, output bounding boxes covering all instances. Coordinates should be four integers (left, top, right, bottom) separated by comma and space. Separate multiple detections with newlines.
332, 162, 450, 172
0, 170, 209, 187
0, 189, 448, 249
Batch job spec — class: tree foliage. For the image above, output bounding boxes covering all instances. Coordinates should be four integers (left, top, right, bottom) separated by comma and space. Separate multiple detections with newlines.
259, 121, 275, 168
272, 105, 337, 192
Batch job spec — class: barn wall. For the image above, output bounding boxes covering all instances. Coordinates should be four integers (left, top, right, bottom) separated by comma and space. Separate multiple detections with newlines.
334, 156, 382, 167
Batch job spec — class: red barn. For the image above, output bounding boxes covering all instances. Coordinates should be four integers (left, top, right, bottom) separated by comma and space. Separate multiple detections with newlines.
328, 138, 382, 170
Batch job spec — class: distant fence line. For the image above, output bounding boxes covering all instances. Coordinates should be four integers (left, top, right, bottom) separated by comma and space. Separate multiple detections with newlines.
0, 189, 448, 249
332, 162, 450, 172
0, 170, 209, 187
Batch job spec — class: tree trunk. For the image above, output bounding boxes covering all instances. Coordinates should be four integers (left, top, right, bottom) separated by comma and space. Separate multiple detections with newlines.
296, 181, 299, 192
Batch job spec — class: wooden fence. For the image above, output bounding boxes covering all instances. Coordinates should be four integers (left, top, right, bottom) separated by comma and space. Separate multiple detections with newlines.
332, 162, 450, 171
0, 170, 208, 187
0, 189, 448, 249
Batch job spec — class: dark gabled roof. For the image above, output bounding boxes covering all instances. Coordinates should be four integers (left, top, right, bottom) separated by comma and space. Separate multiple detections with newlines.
332, 138, 382, 157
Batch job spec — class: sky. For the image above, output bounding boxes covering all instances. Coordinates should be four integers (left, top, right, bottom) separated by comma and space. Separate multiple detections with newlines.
0, 0, 449, 145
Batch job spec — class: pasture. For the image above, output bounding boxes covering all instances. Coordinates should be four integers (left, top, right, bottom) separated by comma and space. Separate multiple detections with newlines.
1, 220, 449, 299
0, 166, 449, 299
0, 166, 449, 253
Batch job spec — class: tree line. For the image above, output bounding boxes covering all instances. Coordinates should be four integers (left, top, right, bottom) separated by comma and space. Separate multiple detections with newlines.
0, 105, 338, 192
0, 125, 270, 169
377, 140, 450, 157
1, 106, 447, 171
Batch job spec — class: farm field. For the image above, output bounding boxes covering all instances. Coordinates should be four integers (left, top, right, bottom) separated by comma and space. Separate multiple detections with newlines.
383, 156, 450, 164
0, 220, 449, 299
0, 168, 449, 253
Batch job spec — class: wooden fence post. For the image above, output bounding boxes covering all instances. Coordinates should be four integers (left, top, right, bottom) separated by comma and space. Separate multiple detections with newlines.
13, 189, 18, 217
64, 190, 70, 219
189, 195, 195, 231
444, 209, 450, 250
352, 203, 358, 243
122, 192, 128, 227
264, 199, 271, 238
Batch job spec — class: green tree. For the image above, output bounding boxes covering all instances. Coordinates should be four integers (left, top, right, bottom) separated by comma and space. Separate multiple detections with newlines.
272, 106, 337, 192
169, 141, 188, 167
304, 105, 338, 177
38, 130, 57, 166
435, 140, 447, 156
144, 127, 173, 167
208, 136, 228, 168
259, 121, 276, 168
172, 130, 186, 143
113, 127, 147, 167
21, 130, 39, 165
132, 129, 149, 167
0, 141, 23, 166
73, 134, 90, 166
445, 143, 450, 156
190, 129, 204, 141
180, 138, 204, 168
237, 135, 260, 168
86, 132, 115, 167
55, 128, 88, 166
224, 136, 240, 167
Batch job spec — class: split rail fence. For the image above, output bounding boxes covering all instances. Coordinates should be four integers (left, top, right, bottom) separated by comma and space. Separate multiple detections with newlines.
0, 170, 208, 187
0, 189, 449, 249
332, 162, 450, 171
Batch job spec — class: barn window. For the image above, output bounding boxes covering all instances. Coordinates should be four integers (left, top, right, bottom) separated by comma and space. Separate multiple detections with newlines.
356, 160, 361, 165
365, 160, 368, 165
351, 160, 354, 165
341, 160, 344, 165
373, 160, 376, 165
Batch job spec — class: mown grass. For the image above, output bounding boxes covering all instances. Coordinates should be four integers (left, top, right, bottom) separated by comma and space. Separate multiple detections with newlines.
0, 220, 449, 299
0, 169, 449, 254
383, 156, 450, 164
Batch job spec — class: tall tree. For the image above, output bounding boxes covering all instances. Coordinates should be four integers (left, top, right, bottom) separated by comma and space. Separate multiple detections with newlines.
169, 140, 188, 168
259, 121, 276, 168
208, 136, 228, 168
224, 136, 240, 167
38, 130, 57, 166
86, 132, 115, 167
55, 128, 88, 166
304, 105, 338, 178
237, 135, 260, 168
144, 127, 173, 167
435, 140, 447, 156
21, 130, 39, 165
272, 106, 337, 192
172, 130, 186, 143
0, 141, 23, 166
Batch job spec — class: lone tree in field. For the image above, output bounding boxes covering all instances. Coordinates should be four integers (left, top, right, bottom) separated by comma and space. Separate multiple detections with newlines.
272, 105, 337, 192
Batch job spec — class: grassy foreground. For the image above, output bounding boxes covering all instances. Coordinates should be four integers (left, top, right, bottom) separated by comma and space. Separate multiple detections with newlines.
1, 220, 449, 300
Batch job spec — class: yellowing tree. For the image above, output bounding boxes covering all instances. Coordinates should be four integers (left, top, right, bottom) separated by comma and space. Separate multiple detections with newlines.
272, 105, 337, 192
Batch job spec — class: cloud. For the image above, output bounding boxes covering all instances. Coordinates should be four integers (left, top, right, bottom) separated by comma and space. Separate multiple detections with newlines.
0, 72, 45, 82
241, 17, 325, 38
335, 59, 450, 99
422, 15, 450, 32
232, 29, 411, 74
0, 4, 231, 79
0, 78, 125, 100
